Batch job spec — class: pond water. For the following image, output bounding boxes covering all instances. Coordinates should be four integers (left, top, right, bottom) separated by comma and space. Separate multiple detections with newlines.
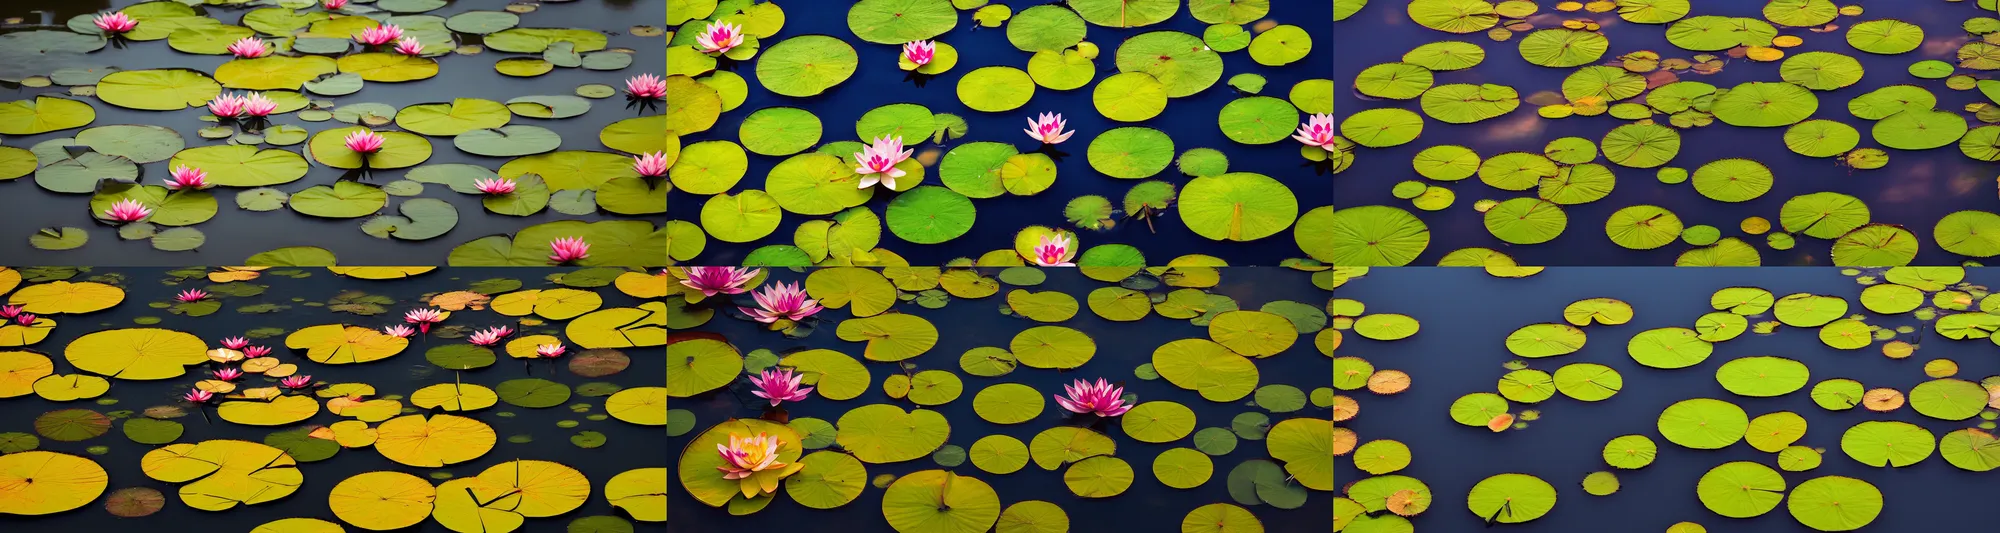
0, 266, 666, 532
666, 267, 1333, 532
1336, 266, 2000, 532
0, 0, 665, 266
1333, 0, 2000, 266
666, 1, 1333, 267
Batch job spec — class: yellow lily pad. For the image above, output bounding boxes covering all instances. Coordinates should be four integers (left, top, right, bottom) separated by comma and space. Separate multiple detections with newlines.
374, 413, 496, 467
141, 439, 303, 511
410, 382, 499, 411
284, 324, 410, 364
0, 451, 107, 515
6, 281, 125, 314
328, 471, 435, 530
218, 395, 322, 426
565, 303, 667, 348
65, 328, 209, 380
0, 351, 55, 398
491, 288, 604, 320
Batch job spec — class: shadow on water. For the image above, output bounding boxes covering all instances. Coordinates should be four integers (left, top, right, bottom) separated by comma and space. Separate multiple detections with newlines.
1333, 1, 2000, 266
1339, 267, 2000, 532
667, 267, 1332, 532
0, 0, 665, 265
667, 1, 1334, 266
0, 266, 665, 531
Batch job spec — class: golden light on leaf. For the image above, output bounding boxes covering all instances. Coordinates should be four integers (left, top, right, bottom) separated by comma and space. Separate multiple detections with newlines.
207, 348, 245, 363
473, 459, 590, 517
0, 451, 108, 516
1863, 387, 1905, 412
65, 328, 208, 380
206, 269, 264, 282
329, 471, 435, 531
285, 324, 409, 364
6, 281, 125, 314
430, 478, 525, 533
1881, 340, 1914, 359
217, 395, 321, 426
1487, 413, 1516, 432
196, 380, 238, 394
140, 440, 302, 511
1332, 395, 1358, 422
1332, 427, 1356, 456
330, 420, 378, 448
1367, 369, 1411, 395
374, 413, 496, 467
240, 357, 281, 373
428, 291, 488, 311
1386, 488, 1429, 516
613, 271, 668, 298
0, 351, 55, 398
604, 467, 665, 522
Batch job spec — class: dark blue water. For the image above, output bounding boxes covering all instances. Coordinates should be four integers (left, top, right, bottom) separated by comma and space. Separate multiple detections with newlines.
669, 2, 1334, 266
0, 0, 664, 265
1334, 1, 2000, 265
668, 267, 1331, 532
1337, 267, 1998, 531
0, 267, 665, 531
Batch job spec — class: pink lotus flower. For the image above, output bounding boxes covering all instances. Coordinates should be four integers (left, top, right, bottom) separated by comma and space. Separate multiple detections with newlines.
852, 136, 913, 190
0, 305, 22, 318
344, 130, 385, 154
241, 93, 277, 118
176, 289, 209, 302
634, 152, 669, 177
1024, 112, 1075, 145
468, 326, 512, 346
626, 74, 666, 99
13, 314, 34, 326
680, 266, 760, 296
1031, 235, 1076, 267
323, 0, 348, 8
474, 178, 517, 195
382, 324, 415, 338
104, 199, 151, 223
902, 40, 935, 68
94, 12, 137, 34
220, 336, 249, 350
212, 367, 242, 381
355, 24, 403, 46
166, 165, 209, 190
404, 308, 444, 333
1053, 378, 1133, 417
183, 389, 213, 403
548, 237, 590, 264
394, 37, 423, 56
280, 375, 313, 389
242, 345, 271, 358
1292, 113, 1336, 150
738, 281, 821, 323
696, 22, 744, 54
748, 368, 814, 406
227, 37, 269, 58
208, 94, 246, 119
716, 432, 786, 480
536, 344, 565, 358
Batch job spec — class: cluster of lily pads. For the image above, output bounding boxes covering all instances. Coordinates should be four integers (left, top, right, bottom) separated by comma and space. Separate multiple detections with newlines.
1334, 265, 2000, 532
0, 265, 667, 531
666, 265, 1335, 532
0, 0, 670, 265
664, 0, 1335, 267
1331, 0, 2000, 266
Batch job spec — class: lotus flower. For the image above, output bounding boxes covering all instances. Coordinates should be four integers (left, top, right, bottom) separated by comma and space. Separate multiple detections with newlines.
220, 336, 248, 350
208, 94, 246, 119
241, 93, 278, 118
226, 37, 270, 58
902, 40, 935, 68
394, 37, 423, 56
548, 237, 590, 264
536, 344, 566, 358
634, 152, 669, 177
103, 199, 151, 223
852, 136, 913, 190
382, 324, 415, 338
0, 305, 21, 318
1053, 378, 1133, 417
1292, 113, 1336, 150
696, 22, 743, 54
281, 375, 314, 389
94, 12, 137, 34
1024, 112, 1075, 145
679, 266, 760, 296
212, 367, 242, 381
404, 308, 445, 333
323, 0, 348, 8
716, 432, 786, 480
738, 281, 821, 323
748, 368, 814, 406
1030, 235, 1076, 267
13, 314, 33, 326
176, 289, 209, 302
468, 326, 513, 346
355, 24, 403, 46
166, 165, 208, 190
474, 178, 517, 195
243, 345, 271, 358
626, 74, 666, 99
183, 389, 213, 403
344, 130, 384, 154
